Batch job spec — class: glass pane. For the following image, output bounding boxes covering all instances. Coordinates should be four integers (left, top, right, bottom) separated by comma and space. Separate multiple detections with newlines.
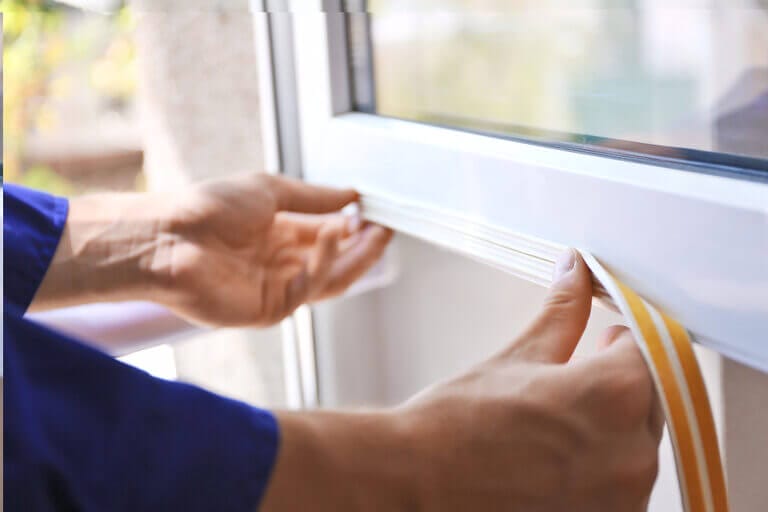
349, 0, 768, 174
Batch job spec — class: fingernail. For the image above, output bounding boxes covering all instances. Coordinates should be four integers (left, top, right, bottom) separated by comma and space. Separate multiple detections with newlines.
553, 249, 576, 282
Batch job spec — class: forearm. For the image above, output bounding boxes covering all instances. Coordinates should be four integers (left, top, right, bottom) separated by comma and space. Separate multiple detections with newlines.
29, 192, 175, 311
261, 410, 419, 512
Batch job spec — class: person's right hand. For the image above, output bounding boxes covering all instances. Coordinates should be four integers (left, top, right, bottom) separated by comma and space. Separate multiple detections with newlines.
263, 249, 663, 512
396, 249, 663, 511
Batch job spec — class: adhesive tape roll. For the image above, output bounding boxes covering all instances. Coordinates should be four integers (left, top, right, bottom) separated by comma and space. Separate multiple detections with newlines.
582, 252, 729, 512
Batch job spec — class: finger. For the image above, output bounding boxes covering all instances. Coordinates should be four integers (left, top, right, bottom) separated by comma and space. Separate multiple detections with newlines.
596, 324, 629, 351
284, 224, 344, 313
504, 249, 593, 364
275, 212, 359, 244
593, 330, 646, 368
318, 224, 393, 298
607, 336, 661, 438
308, 225, 342, 291
648, 380, 665, 442
584, 331, 659, 431
595, 332, 664, 441
269, 175, 359, 214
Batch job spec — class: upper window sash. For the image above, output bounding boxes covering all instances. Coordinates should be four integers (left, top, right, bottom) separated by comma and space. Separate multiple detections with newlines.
286, 2, 768, 372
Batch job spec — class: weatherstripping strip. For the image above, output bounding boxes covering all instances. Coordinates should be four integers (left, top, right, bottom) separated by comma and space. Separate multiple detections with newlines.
662, 316, 729, 511
584, 256, 729, 512
648, 304, 711, 512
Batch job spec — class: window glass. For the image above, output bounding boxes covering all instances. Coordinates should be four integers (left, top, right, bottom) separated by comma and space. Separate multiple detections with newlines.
348, 0, 768, 173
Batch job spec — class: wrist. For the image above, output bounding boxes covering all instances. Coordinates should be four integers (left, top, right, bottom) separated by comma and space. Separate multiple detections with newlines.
262, 410, 420, 512
31, 192, 178, 310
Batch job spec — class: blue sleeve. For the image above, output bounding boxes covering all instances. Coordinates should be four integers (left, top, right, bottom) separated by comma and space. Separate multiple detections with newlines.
3, 184, 69, 313
4, 311, 280, 512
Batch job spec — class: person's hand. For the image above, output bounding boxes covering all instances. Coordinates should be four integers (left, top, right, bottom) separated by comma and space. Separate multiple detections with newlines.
395, 249, 663, 511
32, 174, 392, 329
162, 174, 393, 326
263, 250, 662, 512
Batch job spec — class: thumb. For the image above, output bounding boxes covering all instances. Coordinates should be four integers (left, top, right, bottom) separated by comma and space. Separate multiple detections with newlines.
506, 249, 593, 363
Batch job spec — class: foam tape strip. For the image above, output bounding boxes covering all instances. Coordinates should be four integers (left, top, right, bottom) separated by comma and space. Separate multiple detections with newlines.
582, 252, 728, 512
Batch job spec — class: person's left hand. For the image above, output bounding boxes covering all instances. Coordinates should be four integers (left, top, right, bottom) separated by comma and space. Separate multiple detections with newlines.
159, 174, 393, 326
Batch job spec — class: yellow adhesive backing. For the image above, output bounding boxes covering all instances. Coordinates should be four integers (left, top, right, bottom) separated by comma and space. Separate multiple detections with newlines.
582, 252, 729, 512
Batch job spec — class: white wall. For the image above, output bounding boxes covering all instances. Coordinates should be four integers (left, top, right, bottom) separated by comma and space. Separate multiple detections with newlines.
723, 358, 768, 511
313, 234, 768, 511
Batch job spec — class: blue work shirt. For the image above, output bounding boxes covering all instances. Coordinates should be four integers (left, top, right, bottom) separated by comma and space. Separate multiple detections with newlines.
3, 184, 279, 511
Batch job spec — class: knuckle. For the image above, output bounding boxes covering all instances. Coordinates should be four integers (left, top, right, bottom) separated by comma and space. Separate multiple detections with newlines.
255, 173, 276, 187
578, 367, 653, 430
263, 304, 287, 326
288, 231, 301, 247
611, 366, 648, 400
546, 287, 575, 305
616, 448, 659, 497
543, 289, 580, 317
612, 383, 651, 426
254, 174, 279, 202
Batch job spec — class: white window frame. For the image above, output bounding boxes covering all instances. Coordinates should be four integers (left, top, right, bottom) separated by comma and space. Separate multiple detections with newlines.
285, 1, 768, 372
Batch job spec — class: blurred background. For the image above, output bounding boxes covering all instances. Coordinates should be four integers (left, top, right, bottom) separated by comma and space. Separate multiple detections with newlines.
4, 0, 140, 194
3, 0, 286, 408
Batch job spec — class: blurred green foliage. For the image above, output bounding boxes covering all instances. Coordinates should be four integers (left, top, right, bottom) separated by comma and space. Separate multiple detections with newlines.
3, 0, 64, 185
2, 0, 136, 194
21, 164, 75, 195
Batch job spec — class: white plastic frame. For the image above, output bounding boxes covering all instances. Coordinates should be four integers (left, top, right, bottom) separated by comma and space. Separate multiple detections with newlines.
287, 1, 768, 372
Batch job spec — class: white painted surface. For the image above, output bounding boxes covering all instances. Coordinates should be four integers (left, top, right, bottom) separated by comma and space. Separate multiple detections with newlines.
291, 10, 768, 372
